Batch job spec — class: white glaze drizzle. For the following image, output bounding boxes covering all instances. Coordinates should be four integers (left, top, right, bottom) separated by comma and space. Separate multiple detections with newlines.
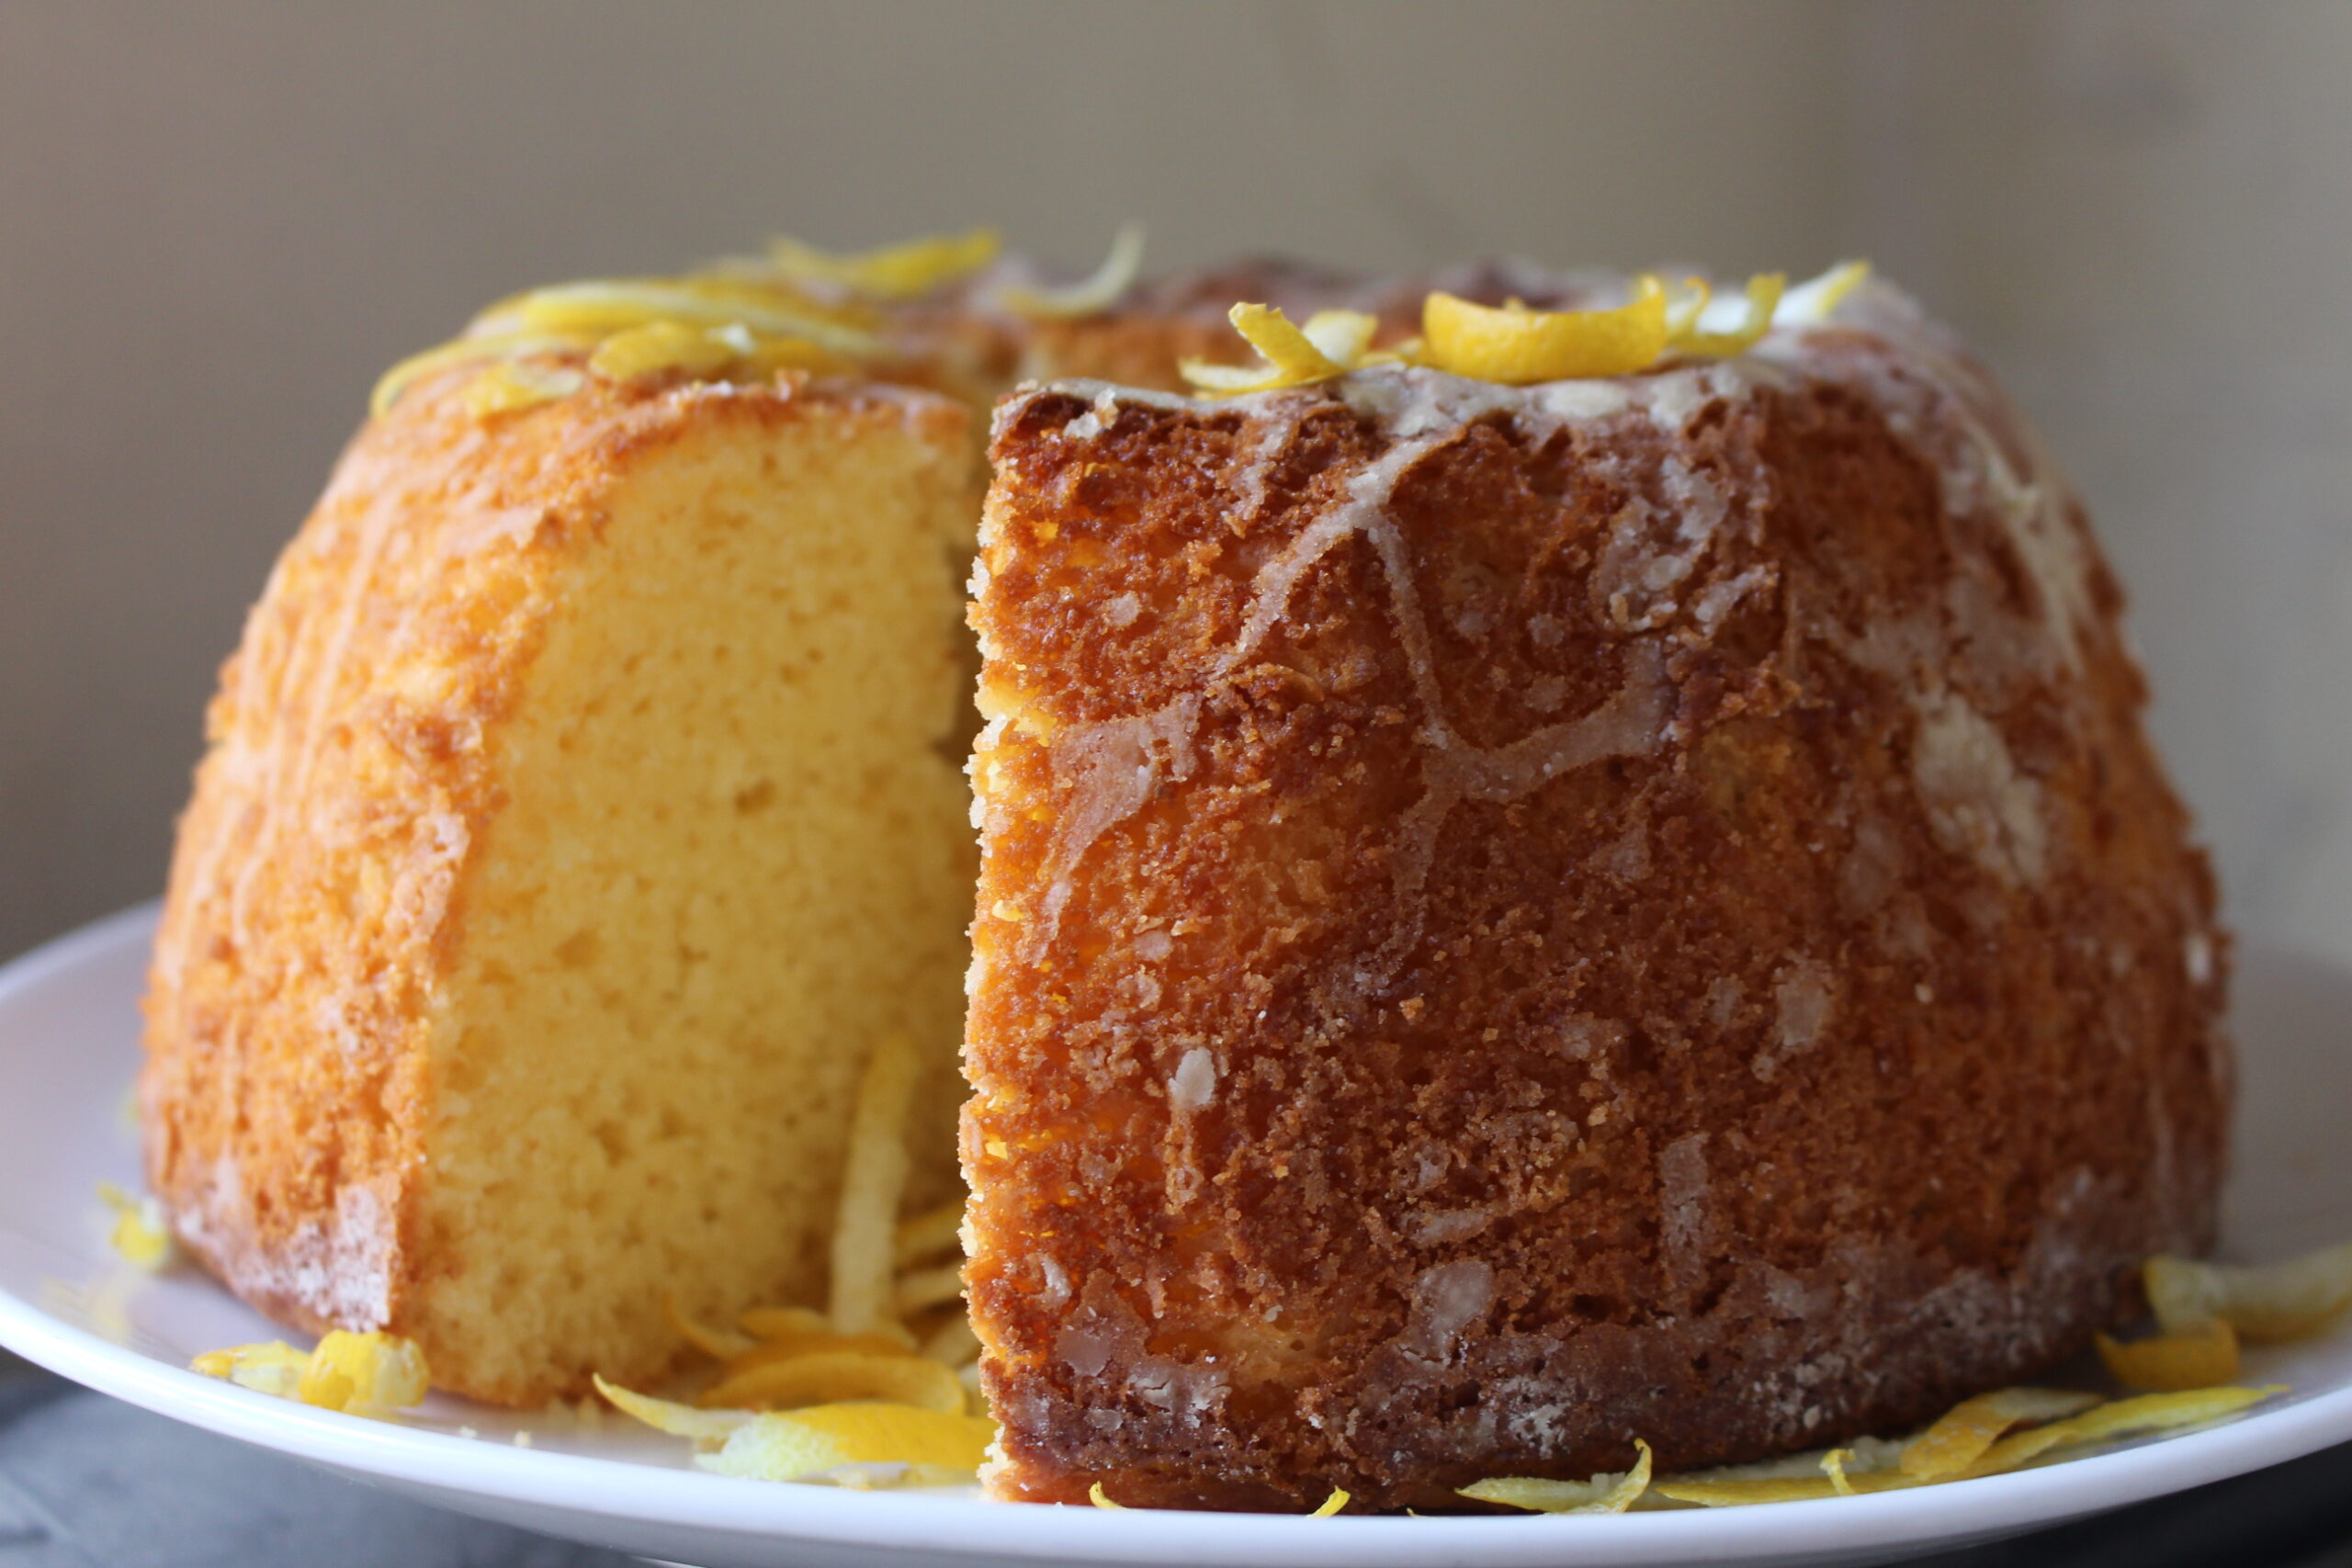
1010, 366, 1702, 975
1012, 280, 2094, 968
1755, 281, 2095, 670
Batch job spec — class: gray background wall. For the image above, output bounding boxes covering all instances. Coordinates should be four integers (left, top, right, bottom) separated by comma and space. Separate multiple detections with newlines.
4, 1, 2347, 974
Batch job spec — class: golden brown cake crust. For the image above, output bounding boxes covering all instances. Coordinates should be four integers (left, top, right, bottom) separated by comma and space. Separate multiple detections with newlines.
140, 360, 967, 1367
962, 293, 2230, 1511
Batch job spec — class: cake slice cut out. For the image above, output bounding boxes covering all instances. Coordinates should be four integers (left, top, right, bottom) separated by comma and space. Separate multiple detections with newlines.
143, 364, 981, 1404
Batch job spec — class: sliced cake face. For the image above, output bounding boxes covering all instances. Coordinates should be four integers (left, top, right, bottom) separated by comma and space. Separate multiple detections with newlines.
963, 288, 2229, 1510
142, 366, 978, 1404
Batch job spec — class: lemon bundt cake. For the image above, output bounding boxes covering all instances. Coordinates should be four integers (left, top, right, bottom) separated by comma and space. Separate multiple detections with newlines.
144, 239, 2231, 1504
962, 275, 2230, 1509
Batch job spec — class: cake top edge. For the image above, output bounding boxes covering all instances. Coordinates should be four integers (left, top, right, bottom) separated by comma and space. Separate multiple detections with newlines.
1000, 269, 1954, 446
1173, 261, 1883, 394
365, 226, 1160, 424
364, 230, 1939, 453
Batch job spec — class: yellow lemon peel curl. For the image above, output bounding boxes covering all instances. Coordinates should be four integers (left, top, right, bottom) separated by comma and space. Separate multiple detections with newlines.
766, 228, 1001, 300
996, 224, 1147, 319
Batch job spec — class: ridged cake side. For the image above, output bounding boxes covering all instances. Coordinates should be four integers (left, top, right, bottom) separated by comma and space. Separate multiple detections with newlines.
962, 288, 2229, 1510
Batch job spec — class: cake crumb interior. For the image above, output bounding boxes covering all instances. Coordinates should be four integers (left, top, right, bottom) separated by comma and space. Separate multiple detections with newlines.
413, 401, 976, 1402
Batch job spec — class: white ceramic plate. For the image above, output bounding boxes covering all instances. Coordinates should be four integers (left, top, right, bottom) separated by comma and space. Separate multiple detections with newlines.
3, 905, 2349, 1568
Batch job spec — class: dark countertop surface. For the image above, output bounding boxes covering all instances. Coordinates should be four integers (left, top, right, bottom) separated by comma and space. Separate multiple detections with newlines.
6, 1348, 2351, 1568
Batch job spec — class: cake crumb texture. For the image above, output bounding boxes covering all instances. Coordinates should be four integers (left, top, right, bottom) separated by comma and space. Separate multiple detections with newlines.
142, 364, 978, 1404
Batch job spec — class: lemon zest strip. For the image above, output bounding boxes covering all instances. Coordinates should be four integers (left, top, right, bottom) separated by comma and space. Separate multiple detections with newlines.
1653, 1474, 1836, 1507
1299, 309, 1377, 368
498, 280, 879, 356
1421, 282, 1669, 384
1899, 1386, 2099, 1479
698, 1349, 967, 1415
2097, 1319, 2242, 1391
696, 1404, 996, 1482
190, 1341, 310, 1400
894, 1200, 967, 1267
594, 1373, 754, 1442
1774, 260, 1871, 325
1458, 1438, 1654, 1514
464, 361, 584, 418
192, 1333, 428, 1416
831, 1034, 919, 1335
298, 1330, 428, 1413
2148, 1242, 2352, 1342
371, 332, 597, 419
895, 1262, 967, 1316
1181, 303, 1351, 396
1675, 272, 1788, 358
1968, 1385, 2284, 1477
97, 1181, 172, 1270
1659, 276, 1713, 341
666, 1292, 757, 1359
1653, 1466, 1915, 1507
725, 1329, 921, 1370
996, 224, 1147, 319
766, 228, 1001, 300
920, 1314, 982, 1367
741, 1304, 834, 1340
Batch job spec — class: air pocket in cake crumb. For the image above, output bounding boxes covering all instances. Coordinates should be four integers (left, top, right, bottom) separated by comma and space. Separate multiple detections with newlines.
1168, 1047, 1216, 1111
1035, 1253, 1071, 1310
1128, 1357, 1230, 1424
1406, 1207, 1494, 1245
1593, 819, 1652, 881
1754, 958, 1837, 1081
1556, 1012, 1626, 1069
1705, 974, 1745, 1029
1910, 684, 2050, 886
1659, 1133, 1715, 1302
1408, 1259, 1494, 1359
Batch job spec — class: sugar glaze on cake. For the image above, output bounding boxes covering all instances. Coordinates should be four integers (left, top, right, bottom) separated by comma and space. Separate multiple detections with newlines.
961, 276, 2229, 1510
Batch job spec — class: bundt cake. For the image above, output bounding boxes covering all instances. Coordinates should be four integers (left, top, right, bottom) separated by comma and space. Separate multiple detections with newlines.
143, 236, 2231, 1506
961, 273, 2230, 1509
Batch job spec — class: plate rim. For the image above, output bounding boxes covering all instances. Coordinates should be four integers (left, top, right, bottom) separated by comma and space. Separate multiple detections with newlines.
3, 903, 2349, 1567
